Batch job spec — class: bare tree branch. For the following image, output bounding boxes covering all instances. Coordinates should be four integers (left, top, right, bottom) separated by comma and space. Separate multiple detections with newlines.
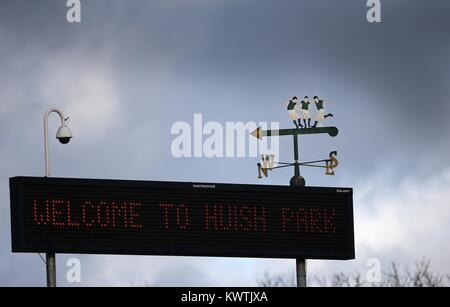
258, 259, 448, 287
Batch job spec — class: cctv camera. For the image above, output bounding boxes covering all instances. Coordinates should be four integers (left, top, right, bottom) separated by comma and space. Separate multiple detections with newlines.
56, 125, 72, 144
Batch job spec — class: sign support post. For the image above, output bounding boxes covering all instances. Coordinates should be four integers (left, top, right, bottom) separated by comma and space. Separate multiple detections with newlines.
46, 253, 56, 287
296, 259, 307, 287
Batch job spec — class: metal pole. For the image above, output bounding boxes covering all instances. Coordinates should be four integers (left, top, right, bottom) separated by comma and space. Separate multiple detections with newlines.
46, 253, 56, 287
44, 114, 50, 177
44, 109, 66, 288
296, 259, 307, 287
292, 132, 307, 287
293, 132, 300, 176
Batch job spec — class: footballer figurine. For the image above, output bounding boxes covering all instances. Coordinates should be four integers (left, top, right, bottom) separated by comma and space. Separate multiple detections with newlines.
300, 96, 312, 128
312, 96, 333, 128
286, 96, 303, 128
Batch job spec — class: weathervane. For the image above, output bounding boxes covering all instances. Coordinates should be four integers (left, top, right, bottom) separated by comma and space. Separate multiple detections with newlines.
251, 95, 339, 187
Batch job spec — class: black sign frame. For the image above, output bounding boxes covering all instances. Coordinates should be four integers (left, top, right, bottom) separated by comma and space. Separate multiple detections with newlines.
10, 176, 355, 260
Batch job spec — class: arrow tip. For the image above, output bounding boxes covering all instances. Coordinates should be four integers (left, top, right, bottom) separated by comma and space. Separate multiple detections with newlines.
250, 127, 262, 139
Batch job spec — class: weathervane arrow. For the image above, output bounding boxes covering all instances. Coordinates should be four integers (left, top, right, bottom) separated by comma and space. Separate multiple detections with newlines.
250, 126, 339, 139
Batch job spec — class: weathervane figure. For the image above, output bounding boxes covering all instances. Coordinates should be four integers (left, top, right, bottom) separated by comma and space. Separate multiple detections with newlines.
286, 96, 303, 128
300, 96, 312, 128
312, 96, 333, 128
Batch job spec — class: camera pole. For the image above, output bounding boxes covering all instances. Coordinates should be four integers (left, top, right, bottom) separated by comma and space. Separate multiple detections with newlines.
43, 108, 73, 287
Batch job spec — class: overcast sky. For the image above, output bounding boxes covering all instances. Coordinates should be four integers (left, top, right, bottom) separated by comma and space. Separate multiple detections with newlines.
1, 0, 450, 286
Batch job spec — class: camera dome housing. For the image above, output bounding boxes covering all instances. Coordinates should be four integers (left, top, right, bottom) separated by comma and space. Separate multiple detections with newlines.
56, 125, 72, 144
